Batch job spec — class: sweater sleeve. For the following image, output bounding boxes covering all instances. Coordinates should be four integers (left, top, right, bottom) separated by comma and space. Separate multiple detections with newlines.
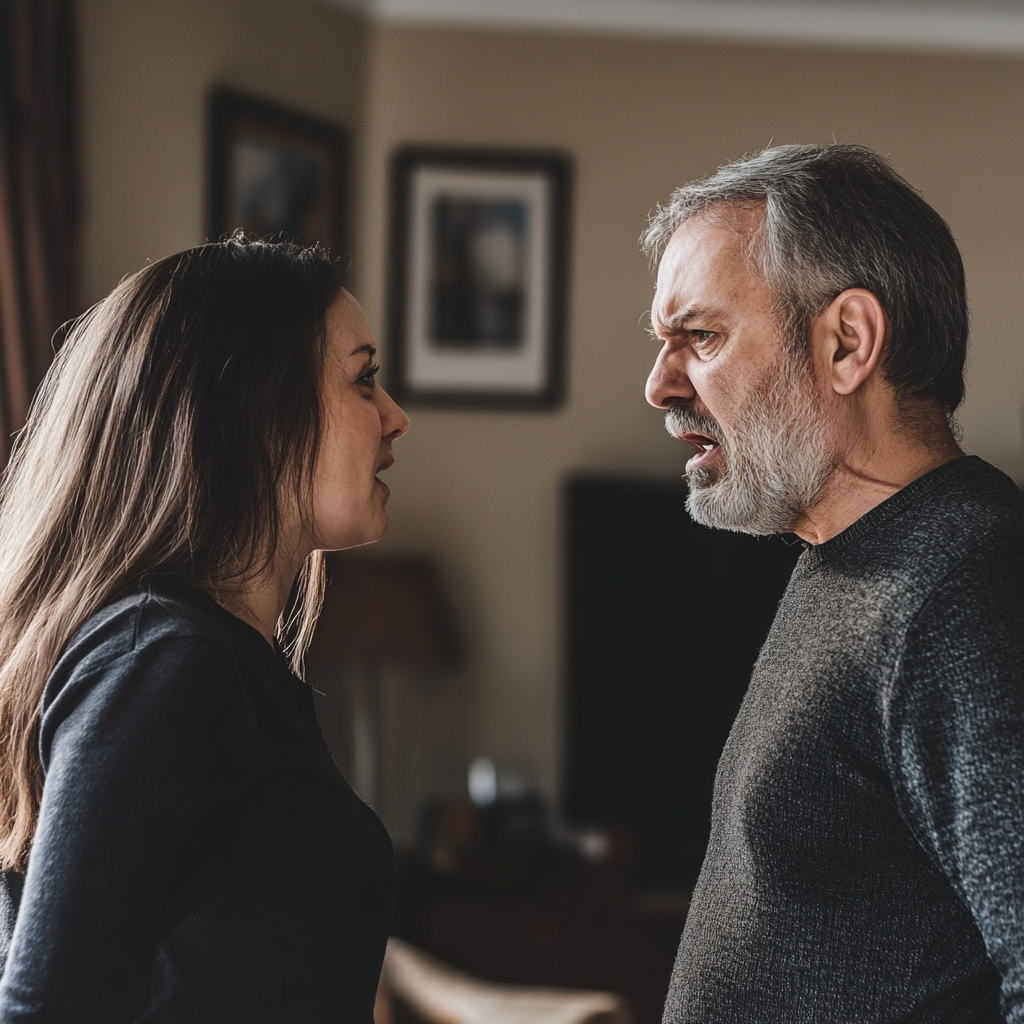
886, 556, 1024, 1023
0, 624, 254, 1023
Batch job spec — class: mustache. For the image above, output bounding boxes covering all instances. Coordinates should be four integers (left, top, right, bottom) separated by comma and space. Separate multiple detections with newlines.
664, 403, 724, 443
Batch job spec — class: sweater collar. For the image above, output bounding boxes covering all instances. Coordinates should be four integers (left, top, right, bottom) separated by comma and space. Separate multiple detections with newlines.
799, 455, 981, 563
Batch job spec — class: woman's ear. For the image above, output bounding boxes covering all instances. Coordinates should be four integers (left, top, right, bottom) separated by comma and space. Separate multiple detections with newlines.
811, 289, 887, 396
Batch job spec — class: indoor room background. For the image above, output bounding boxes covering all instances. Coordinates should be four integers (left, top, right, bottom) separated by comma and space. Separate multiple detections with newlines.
78, 0, 1024, 845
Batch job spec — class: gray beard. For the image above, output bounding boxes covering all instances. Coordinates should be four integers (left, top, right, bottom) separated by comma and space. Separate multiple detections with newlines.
665, 356, 836, 535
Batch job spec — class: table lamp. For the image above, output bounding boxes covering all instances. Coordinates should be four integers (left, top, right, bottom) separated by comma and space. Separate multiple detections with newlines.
308, 554, 459, 809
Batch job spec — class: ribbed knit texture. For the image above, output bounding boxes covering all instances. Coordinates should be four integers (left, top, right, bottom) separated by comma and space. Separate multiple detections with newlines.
664, 456, 1024, 1024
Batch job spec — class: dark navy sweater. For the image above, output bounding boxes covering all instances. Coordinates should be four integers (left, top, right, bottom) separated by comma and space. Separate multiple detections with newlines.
0, 584, 393, 1023
665, 456, 1024, 1023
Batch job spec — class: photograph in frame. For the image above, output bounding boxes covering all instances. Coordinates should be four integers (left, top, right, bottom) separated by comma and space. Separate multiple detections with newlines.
207, 87, 350, 260
387, 147, 571, 408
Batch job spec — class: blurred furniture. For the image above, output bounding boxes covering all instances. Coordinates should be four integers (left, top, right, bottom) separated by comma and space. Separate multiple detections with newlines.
381, 937, 630, 1024
392, 854, 688, 1024
308, 554, 458, 808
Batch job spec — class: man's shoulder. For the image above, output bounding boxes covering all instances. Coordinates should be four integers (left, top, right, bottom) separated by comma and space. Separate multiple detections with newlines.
896, 455, 1024, 565
820, 456, 1024, 577
919, 454, 1023, 522
785, 457, 1024, 644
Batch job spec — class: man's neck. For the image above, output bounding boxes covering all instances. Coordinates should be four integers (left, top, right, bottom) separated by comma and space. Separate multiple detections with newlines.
792, 407, 964, 545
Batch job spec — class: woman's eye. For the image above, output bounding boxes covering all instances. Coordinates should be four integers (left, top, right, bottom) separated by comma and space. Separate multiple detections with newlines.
358, 364, 380, 389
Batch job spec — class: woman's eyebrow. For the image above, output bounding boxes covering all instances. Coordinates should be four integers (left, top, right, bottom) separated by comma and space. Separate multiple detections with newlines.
349, 343, 377, 358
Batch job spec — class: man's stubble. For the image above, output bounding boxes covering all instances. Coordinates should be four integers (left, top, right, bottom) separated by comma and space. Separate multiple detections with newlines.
665, 353, 838, 536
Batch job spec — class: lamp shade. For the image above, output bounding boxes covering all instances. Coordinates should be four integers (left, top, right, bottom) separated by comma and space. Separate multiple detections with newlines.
308, 554, 459, 670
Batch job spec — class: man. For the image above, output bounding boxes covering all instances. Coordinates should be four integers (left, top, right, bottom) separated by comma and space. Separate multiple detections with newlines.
644, 144, 1024, 1023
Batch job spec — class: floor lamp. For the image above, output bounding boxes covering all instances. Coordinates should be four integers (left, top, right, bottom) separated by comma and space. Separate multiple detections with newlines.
308, 555, 458, 810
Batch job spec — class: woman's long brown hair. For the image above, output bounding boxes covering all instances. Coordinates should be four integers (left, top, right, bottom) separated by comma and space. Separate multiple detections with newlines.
0, 236, 343, 870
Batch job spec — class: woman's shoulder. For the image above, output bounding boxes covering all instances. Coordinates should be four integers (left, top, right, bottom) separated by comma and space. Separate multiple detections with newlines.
64, 584, 238, 667
41, 585, 260, 758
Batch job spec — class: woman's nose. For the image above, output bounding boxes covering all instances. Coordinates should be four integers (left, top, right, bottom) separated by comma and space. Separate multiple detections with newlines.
379, 387, 410, 440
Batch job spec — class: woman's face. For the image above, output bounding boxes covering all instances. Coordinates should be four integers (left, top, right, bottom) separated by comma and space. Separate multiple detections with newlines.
310, 291, 409, 551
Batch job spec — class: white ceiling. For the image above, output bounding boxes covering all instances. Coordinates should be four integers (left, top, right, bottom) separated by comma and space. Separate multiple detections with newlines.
321, 0, 1024, 52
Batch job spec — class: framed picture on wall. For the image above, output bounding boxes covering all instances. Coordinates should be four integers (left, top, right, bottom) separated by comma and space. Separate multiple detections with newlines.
387, 147, 572, 408
207, 87, 350, 261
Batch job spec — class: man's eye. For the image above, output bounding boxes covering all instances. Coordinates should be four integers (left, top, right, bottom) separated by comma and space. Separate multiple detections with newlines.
692, 330, 716, 344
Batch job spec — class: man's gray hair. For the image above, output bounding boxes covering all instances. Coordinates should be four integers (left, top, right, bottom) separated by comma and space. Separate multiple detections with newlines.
643, 144, 968, 415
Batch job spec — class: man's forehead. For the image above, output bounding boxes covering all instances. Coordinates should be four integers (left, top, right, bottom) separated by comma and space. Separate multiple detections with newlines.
652, 210, 763, 324
664, 212, 753, 270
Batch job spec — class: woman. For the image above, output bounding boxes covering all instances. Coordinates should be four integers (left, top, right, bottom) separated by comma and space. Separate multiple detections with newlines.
0, 236, 409, 1022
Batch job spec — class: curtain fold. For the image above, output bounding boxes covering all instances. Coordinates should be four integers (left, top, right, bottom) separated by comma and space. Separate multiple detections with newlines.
0, 0, 79, 463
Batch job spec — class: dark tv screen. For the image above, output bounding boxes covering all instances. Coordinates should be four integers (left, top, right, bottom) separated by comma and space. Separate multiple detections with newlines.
562, 475, 801, 882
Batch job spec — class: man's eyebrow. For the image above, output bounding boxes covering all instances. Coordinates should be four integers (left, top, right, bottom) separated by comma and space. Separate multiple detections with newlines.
653, 305, 713, 334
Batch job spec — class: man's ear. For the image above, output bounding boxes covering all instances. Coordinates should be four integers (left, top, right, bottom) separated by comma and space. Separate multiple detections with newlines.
811, 289, 887, 396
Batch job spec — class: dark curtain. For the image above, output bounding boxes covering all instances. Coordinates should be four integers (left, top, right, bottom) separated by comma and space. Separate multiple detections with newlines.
0, 0, 79, 463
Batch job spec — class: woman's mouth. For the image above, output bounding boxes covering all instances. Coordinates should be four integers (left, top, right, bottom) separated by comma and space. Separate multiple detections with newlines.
680, 432, 721, 472
375, 455, 394, 498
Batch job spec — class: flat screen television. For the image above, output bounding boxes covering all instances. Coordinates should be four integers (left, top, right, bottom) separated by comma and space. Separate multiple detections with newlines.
562, 475, 801, 884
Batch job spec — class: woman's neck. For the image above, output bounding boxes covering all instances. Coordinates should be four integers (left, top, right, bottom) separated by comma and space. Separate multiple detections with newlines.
218, 546, 306, 646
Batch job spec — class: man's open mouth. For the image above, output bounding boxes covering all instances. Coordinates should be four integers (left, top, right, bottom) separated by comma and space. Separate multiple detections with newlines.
679, 432, 722, 471
681, 432, 719, 452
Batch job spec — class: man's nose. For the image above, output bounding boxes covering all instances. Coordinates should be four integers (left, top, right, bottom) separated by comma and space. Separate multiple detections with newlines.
646, 346, 695, 409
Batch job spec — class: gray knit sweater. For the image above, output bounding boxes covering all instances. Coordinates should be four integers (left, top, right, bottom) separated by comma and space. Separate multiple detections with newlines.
664, 456, 1024, 1024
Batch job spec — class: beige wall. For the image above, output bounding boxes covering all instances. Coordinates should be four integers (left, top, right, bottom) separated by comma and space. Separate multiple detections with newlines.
77, 3, 1024, 816
358, 26, 1024, 805
79, 0, 367, 304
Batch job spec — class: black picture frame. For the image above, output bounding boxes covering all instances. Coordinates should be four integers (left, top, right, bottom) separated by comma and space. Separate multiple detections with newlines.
387, 146, 572, 409
207, 87, 350, 264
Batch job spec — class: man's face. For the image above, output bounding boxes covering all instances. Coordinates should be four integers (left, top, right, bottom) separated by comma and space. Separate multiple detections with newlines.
645, 211, 835, 535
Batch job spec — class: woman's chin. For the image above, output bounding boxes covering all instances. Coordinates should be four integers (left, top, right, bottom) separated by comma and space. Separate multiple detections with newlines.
369, 515, 389, 543
326, 515, 389, 552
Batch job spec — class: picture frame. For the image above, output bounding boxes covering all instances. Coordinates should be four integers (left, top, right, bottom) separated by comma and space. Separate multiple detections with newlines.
207, 87, 350, 263
387, 146, 572, 408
